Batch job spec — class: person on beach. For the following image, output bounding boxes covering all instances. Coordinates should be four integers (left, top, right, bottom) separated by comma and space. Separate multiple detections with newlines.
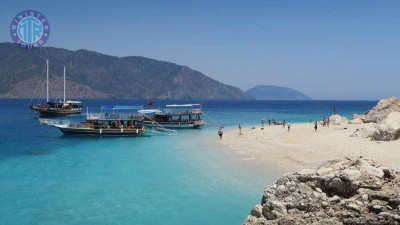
333, 106, 337, 115
282, 120, 286, 128
261, 118, 265, 129
287, 121, 291, 132
218, 127, 223, 140
272, 118, 276, 124
314, 121, 318, 132
239, 124, 242, 135
327, 118, 330, 128
268, 119, 271, 125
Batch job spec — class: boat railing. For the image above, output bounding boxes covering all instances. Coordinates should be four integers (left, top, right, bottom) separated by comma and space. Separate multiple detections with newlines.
39, 118, 87, 128
87, 113, 143, 120
40, 118, 145, 129
39, 118, 72, 126
164, 108, 202, 115
140, 114, 177, 136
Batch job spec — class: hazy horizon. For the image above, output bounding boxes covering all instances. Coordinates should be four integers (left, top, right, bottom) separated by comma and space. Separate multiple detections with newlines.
1, 0, 399, 100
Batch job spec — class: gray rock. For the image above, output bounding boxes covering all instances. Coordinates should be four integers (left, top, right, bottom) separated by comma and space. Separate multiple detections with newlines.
321, 201, 329, 208
350, 97, 400, 142
250, 204, 263, 218
329, 196, 341, 203
371, 204, 383, 213
263, 200, 287, 219
361, 97, 400, 123
328, 178, 347, 194
275, 185, 287, 197
346, 203, 361, 212
243, 158, 400, 225
349, 118, 363, 124
298, 183, 313, 196
341, 168, 361, 181
361, 194, 369, 202
350, 126, 375, 138
329, 115, 348, 125
372, 111, 400, 141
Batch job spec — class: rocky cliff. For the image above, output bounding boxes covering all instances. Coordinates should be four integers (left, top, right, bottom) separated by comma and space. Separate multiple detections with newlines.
356, 97, 400, 123
0, 42, 251, 100
351, 97, 400, 141
244, 157, 400, 225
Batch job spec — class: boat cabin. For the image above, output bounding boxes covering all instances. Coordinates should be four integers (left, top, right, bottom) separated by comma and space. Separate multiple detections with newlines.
155, 104, 202, 122
141, 104, 204, 129
47, 101, 83, 110
83, 111, 144, 130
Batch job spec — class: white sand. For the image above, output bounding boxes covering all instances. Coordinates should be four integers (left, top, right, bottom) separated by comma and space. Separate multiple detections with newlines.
220, 123, 400, 172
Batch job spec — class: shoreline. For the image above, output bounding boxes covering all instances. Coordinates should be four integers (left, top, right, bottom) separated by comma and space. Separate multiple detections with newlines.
218, 122, 400, 173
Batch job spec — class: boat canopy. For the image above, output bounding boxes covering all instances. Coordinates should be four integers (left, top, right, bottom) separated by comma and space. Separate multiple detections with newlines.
101, 105, 143, 110
138, 109, 162, 114
166, 104, 201, 108
65, 101, 82, 104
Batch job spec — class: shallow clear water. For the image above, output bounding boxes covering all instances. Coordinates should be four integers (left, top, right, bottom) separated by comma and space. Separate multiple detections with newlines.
0, 99, 376, 224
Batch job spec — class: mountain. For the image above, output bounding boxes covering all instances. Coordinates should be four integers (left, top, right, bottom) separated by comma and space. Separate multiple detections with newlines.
245, 85, 312, 100
0, 42, 251, 99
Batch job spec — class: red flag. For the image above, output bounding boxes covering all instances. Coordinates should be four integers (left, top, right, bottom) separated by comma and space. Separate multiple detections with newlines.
147, 99, 154, 106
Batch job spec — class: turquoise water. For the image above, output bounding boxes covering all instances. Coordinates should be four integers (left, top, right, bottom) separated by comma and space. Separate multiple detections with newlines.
0, 99, 376, 224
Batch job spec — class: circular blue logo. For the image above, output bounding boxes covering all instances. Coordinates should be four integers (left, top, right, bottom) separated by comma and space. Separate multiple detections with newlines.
10, 10, 50, 50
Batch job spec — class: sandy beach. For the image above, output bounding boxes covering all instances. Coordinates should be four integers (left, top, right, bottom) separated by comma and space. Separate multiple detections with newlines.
220, 122, 400, 173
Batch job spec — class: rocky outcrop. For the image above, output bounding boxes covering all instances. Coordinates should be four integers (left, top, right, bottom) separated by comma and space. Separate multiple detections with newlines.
350, 126, 375, 138
350, 97, 400, 141
244, 157, 400, 225
329, 115, 348, 125
355, 97, 400, 123
349, 118, 363, 124
372, 112, 400, 141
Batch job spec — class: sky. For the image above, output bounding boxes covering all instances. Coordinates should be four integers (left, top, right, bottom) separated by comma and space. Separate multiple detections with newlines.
1, 0, 399, 100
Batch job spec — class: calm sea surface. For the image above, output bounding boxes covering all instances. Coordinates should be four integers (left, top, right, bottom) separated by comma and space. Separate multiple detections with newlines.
0, 99, 377, 224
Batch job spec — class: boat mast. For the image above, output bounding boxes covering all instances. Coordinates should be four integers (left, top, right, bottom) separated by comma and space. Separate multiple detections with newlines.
63, 66, 66, 102
46, 59, 49, 103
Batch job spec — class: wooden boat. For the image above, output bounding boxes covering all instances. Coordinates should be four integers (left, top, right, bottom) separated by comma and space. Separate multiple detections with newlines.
29, 60, 83, 117
40, 106, 147, 136
30, 101, 83, 116
140, 104, 205, 129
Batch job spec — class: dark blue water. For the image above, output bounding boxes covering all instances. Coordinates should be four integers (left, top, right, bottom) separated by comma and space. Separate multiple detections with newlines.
0, 99, 376, 224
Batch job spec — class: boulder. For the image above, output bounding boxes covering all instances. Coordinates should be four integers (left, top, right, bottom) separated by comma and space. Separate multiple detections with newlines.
349, 118, 363, 124
243, 157, 400, 225
353, 113, 365, 120
350, 126, 375, 138
371, 111, 400, 141
329, 115, 348, 125
361, 97, 400, 123
262, 200, 287, 219
250, 204, 263, 218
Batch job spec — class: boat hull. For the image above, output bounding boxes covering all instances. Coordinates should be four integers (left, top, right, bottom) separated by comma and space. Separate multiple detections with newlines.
29, 104, 83, 117
144, 122, 202, 129
37, 109, 82, 117
57, 127, 146, 136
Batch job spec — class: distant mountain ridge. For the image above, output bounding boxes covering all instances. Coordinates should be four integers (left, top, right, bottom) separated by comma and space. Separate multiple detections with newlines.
246, 85, 312, 100
0, 42, 251, 99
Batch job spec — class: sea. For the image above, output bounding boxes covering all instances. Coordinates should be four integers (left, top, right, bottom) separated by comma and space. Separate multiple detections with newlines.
0, 99, 377, 225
